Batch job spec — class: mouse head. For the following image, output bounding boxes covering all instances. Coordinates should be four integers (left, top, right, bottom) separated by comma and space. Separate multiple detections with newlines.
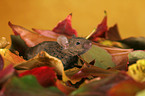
57, 35, 92, 55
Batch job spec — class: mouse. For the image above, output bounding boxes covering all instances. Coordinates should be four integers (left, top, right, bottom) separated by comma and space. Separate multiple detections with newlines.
11, 35, 92, 69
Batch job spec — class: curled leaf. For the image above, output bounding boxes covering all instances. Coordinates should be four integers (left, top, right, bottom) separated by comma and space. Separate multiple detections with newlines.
64, 63, 116, 84
52, 13, 77, 36
14, 51, 64, 76
0, 49, 25, 68
8, 22, 56, 47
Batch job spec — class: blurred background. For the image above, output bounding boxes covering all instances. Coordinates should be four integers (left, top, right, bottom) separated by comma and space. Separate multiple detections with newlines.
0, 0, 145, 42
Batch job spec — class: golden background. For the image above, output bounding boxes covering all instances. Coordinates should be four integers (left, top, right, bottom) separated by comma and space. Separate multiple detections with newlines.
0, 0, 145, 42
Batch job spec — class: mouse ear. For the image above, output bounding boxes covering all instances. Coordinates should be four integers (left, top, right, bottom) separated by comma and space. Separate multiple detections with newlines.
57, 35, 69, 49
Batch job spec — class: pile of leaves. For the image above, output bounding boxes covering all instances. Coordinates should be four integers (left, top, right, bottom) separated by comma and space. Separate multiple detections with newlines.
1, 13, 145, 96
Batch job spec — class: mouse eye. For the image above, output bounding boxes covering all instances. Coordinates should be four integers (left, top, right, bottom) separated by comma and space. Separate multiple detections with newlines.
76, 41, 80, 45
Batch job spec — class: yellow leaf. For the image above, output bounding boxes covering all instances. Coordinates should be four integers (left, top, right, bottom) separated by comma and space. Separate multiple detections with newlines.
127, 59, 145, 82
14, 51, 64, 76
0, 37, 9, 48
0, 49, 25, 68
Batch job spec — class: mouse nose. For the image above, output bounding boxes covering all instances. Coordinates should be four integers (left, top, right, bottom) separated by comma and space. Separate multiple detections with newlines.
83, 41, 92, 49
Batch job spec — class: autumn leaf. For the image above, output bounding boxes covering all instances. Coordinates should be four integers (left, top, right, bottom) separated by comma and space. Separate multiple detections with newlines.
127, 59, 145, 82
2, 12, 145, 95
121, 37, 145, 50
80, 44, 115, 69
108, 80, 145, 96
95, 43, 132, 70
0, 64, 14, 88
136, 89, 145, 96
88, 12, 107, 41
14, 51, 64, 76
105, 24, 122, 41
19, 66, 57, 87
8, 22, 56, 47
56, 80, 76, 95
3, 75, 63, 96
99, 39, 129, 49
0, 49, 25, 68
71, 72, 133, 96
0, 37, 9, 48
128, 50, 145, 64
52, 13, 77, 36
64, 63, 116, 84
32, 28, 62, 39
0, 55, 4, 70
32, 28, 72, 39
10, 35, 28, 57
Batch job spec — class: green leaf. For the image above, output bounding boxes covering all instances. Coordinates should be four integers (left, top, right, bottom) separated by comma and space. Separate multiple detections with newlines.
129, 50, 145, 64
4, 75, 64, 96
80, 45, 115, 69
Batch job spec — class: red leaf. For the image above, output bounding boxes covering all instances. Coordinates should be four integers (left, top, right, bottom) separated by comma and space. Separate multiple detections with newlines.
52, 13, 77, 36
19, 66, 57, 87
88, 13, 107, 41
